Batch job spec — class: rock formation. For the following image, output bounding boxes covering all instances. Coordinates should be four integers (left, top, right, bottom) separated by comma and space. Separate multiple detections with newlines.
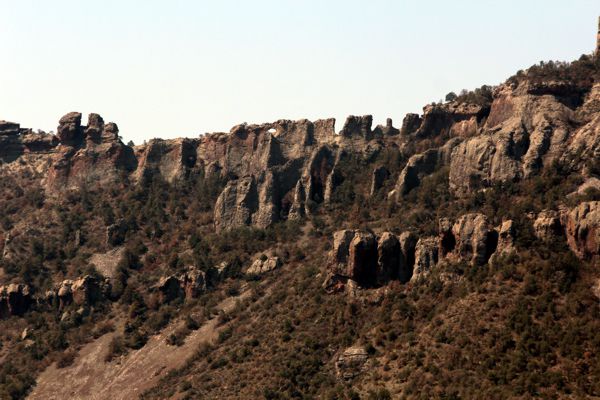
412, 237, 439, 280
0, 284, 31, 318
534, 210, 563, 241
335, 346, 369, 380
563, 201, 599, 259
247, 256, 282, 275
440, 213, 498, 266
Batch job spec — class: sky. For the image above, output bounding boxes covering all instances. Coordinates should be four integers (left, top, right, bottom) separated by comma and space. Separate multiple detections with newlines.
0, 1, 598, 144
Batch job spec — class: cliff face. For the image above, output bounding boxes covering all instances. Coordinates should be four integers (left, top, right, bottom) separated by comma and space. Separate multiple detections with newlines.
2, 67, 599, 241
1, 48, 600, 400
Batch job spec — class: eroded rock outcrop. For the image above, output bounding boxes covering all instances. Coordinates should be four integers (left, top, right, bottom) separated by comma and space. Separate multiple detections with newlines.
327, 230, 416, 288
48, 112, 137, 190
412, 237, 439, 280
441, 213, 498, 266
156, 267, 208, 303
370, 166, 390, 196
376, 232, 402, 285
0, 284, 31, 318
214, 177, 258, 232
534, 210, 563, 241
563, 201, 600, 259
51, 276, 104, 310
448, 80, 596, 197
392, 138, 460, 198
247, 256, 282, 275
335, 346, 369, 380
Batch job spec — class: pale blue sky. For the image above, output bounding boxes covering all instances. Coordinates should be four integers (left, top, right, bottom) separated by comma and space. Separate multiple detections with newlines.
1, 1, 598, 143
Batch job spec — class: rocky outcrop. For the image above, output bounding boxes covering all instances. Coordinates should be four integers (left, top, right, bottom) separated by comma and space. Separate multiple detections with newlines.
214, 177, 258, 232
181, 268, 207, 300
496, 220, 516, 255
328, 230, 416, 288
402, 102, 489, 139
412, 237, 439, 280
398, 232, 417, 283
0, 284, 31, 318
441, 213, 498, 266
533, 210, 563, 241
376, 232, 402, 285
392, 138, 460, 198
340, 115, 373, 140
48, 112, 137, 190
335, 346, 369, 380
134, 138, 199, 183
400, 113, 422, 136
52, 276, 104, 310
327, 230, 377, 287
563, 201, 599, 259
373, 118, 400, 137
57, 112, 84, 145
348, 231, 378, 286
370, 166, 390, 196
157, 267, 208, 303
246, 256, 282, 275
447, 80, 595, 197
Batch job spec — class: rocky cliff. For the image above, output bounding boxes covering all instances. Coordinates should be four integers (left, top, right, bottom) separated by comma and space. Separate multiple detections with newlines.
1, 46, 600, 400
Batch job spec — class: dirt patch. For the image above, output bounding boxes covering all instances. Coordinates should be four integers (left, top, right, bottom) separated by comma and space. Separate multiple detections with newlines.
28, 289, 249, 400
89, 247, 125, 278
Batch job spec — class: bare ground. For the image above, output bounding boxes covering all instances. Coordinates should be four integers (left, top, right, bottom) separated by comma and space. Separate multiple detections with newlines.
27, 289, 249, 400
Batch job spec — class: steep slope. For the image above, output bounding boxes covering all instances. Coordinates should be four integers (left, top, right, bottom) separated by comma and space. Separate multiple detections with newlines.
0, 49, 598, 400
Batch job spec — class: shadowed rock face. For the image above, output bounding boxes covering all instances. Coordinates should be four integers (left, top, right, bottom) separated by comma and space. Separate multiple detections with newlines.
534, 210, 563, 241
0, 284, 31, 318
328, 230, 417, 288
348, 232, 378, 286
376, 232, 402, 284
563, 201, 600, 259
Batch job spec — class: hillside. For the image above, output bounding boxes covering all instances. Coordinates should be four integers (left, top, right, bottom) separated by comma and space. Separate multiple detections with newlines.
0, 50, 599, 399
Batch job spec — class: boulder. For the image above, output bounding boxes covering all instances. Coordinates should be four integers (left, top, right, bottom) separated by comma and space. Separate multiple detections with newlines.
247, 256, 282, 275
335, 346, 369, 380
563, 201, 599, 259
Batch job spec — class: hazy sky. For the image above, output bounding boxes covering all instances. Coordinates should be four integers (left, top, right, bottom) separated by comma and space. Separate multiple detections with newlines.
1, 1, 598, 144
